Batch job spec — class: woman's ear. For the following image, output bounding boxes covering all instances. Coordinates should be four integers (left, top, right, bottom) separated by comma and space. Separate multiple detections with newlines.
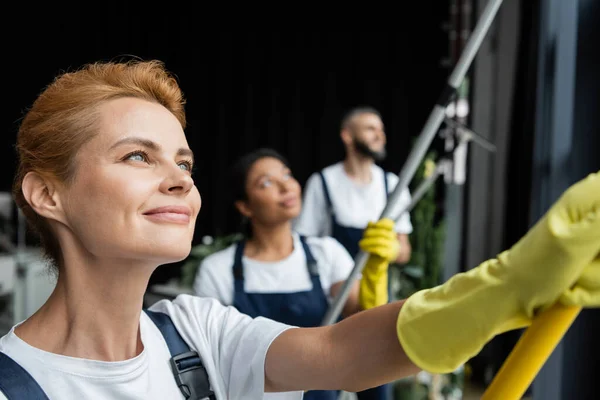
20, 171, 66, 223
235, 200, 253, 219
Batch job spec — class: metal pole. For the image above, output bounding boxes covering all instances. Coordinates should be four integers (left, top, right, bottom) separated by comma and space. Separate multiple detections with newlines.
321, 0, 504, 325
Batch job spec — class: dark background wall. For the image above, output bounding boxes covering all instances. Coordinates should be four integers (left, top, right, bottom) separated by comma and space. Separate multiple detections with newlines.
2, 13, 450, 285
3, 22, 449, 246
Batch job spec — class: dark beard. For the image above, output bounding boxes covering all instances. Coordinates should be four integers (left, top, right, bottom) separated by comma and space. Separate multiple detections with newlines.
353, 138, 386, 161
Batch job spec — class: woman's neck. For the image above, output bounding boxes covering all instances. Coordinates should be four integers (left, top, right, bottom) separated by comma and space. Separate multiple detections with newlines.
245, 221, 295, 262
14, 253, 154, 362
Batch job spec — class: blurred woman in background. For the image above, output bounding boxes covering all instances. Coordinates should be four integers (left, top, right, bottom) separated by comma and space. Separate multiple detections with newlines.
194, 148, 400, 399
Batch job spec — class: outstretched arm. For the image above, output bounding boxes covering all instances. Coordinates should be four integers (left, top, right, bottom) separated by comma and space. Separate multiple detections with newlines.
265, 300, 418, 393
264, 172, 600, 393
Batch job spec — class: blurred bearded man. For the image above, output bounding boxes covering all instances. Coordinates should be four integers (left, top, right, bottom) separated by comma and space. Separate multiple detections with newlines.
294, 105, 413, 264
293, 106, 413, 400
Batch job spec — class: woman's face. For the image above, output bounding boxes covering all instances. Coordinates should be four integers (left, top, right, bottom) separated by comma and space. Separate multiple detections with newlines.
239, 156, 302, 226
58, 97, 201, 265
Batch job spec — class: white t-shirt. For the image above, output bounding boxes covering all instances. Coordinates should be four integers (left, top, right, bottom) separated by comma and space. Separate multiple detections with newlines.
194, 233, 355, 306
293, 162, 413, 236
0, 295, 302, 400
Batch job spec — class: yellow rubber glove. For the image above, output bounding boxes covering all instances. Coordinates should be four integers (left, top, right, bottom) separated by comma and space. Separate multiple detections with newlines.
358, 218, 401, 310
396, 171, 600, 374
560, 255, 600, 306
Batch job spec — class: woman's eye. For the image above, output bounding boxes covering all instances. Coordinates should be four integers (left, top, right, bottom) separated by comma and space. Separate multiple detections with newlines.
129, 154, 145, 162
124, 150, 149, 163
177, 158, 194, 173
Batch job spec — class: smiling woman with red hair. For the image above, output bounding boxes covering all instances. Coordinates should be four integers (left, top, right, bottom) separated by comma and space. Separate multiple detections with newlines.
0, 59, 598, 400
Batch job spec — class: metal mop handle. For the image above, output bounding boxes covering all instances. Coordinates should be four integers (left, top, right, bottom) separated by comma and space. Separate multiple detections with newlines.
321, 0, 505, 326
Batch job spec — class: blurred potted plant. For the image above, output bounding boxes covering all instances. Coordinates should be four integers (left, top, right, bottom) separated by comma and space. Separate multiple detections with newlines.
389, 151, 445, 301
390, 152, 463, 400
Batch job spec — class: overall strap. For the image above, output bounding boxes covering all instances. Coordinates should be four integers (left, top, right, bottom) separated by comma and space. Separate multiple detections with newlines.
0, 352, 49, 399
318, 171, 334, 212
232, 240, 245, 281
383, 170, 390, 197
144, 310, 215, 399
299, 235, 319, 276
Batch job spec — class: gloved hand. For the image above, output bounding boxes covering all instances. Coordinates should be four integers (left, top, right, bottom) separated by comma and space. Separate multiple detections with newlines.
396, 171, 600, 374
358, 218, 401, 310
560, 255, 600, 306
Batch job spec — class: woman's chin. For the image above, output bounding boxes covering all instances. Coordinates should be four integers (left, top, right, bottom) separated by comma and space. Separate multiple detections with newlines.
141, 242, 192, 265
286, 209, 301, 221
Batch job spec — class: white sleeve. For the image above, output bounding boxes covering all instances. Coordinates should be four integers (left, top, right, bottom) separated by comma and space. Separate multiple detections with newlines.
193, 255, 233, 306
0, 392, 7, 400
150, 295, 303, 400
386, 173, 413, 234
193, 260, 221, 301
293, 173, 330, 237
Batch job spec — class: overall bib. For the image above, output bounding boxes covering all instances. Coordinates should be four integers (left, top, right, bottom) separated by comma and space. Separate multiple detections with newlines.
319, 170, 391, 400
232, 236, 338, 400
318, 170, 389, 258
